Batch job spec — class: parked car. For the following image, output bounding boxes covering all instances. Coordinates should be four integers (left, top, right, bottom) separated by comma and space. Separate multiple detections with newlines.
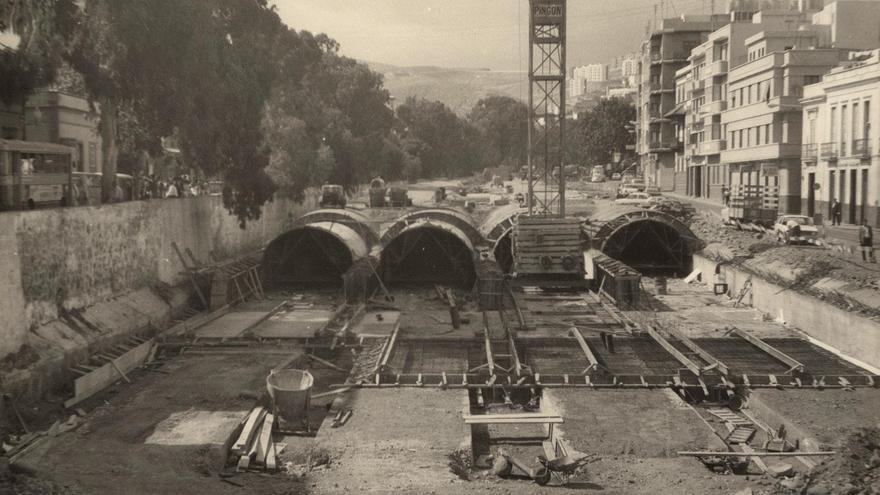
613, 192, 653, 206
611, 173, 621, 181
644, 186, 661, 196
774, 215, 818, 244
319, 184, 346, 208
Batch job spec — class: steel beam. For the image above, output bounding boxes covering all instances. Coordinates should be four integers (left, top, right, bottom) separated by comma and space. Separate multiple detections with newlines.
644, 325, 703, 377
730, 327, 805, 374
664, 327, 730, 376
569, 327, 601, 373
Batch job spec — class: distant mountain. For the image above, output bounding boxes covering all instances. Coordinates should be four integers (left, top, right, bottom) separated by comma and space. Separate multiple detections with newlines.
365, 61, 526, 116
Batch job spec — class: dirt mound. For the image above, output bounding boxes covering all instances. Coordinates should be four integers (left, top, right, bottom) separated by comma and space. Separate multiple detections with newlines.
757, 426, 880, 495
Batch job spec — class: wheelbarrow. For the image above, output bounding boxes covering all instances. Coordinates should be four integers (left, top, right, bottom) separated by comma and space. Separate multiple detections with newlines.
536, 453, 598, 485
492, 449, 551, 486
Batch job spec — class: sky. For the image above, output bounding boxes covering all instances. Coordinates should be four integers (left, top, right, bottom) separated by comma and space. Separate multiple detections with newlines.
273, 0, 723, 71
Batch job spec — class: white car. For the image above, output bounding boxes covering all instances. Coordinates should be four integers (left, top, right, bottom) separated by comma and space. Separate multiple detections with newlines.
774, 215, 818, 244
614, 192, 653, 206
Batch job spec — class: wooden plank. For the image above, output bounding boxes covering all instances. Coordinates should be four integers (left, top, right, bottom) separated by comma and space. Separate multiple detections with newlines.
678, 450, 835, 457
463, 416, 564, 425
254, 413, 274, 465
664, 327, 730, 376
232, 407, 267, 455
65, 339, 154, 408
644, 326, 702, 376
730, 327, 805, 373
507, 331, 522, 376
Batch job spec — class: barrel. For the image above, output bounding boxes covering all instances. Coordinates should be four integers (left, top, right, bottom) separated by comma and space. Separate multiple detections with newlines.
266, 369, 314, 427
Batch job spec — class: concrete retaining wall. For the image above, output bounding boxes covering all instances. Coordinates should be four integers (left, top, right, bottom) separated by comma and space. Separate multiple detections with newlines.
693, 254, 880, 370
0, 194, 317, 360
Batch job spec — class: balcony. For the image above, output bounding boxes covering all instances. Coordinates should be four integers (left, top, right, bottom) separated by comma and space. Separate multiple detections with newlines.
650, 52, 662, 63
852, 138, 872, 159
698, 139, 727, 155
648, 140, 676, 151
692, 79, 705, 92
702, 99, 727, 115
649, 81, 663, 93
820, 142, 838, 161
801, 143, 817, 162
706, 59, 728, 78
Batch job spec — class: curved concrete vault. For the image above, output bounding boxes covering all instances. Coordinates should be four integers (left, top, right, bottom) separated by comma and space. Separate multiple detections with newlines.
584, 206, 703, 276
262, 210, 374, 287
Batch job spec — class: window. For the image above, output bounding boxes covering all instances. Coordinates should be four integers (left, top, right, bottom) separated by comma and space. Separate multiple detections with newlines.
864, 100, 871, 141
756, 126, 762, 146
804, 75, 820, 86
88, 142, 98, 172
841, 104, 848, 154
853, 102, 860, 153
830, 106, 837, 143
731, 91, 737, 107
765, 124, 771, 144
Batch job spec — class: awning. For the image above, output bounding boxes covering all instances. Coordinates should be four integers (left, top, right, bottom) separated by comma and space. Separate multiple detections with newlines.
664, 102, 687, 117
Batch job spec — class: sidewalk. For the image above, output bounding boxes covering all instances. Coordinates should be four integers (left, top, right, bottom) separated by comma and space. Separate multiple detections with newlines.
662, 191, 724, 215
664, 191, 872, 255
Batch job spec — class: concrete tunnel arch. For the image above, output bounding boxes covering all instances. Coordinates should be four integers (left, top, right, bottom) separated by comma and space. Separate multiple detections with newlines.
262, 210, 373, 287
478, 205, 527, 274
584, 206, 704, 276
379, 209, 482, 287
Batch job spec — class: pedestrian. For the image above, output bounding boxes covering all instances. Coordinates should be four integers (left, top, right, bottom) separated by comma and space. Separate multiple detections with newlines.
164, 180, 179, 198
722, 186, 730, 206
831, 198, 842, 226
859, 219, 875, 263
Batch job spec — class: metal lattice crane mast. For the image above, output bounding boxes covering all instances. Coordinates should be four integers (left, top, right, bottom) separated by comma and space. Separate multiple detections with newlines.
511, 0, 582, 279
527, 0, 566, 217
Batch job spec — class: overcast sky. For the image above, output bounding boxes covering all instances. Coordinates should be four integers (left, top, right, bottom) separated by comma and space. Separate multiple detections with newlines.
273, 0, 721, 70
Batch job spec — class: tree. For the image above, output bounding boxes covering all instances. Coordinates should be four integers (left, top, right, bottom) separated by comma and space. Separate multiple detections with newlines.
395, 97, 486, 178
64, 0, 284, 220
263, 33, 398, 199
0, 1, 77, 131
568, 97, 635, 166
467, 96, 528, 169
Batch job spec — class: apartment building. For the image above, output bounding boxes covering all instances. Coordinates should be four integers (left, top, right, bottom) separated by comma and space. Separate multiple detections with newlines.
25, 90, 103, 173
636, 15, 728, 190
683, 17, 772, 200
801, 49, 880, 226
583, 63, 608, 82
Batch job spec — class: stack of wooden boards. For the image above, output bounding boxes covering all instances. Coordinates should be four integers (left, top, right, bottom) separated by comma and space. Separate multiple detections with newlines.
231, 406, 282, 472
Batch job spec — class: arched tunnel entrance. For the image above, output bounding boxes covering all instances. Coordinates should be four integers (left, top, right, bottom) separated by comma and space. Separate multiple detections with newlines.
262, 222, 369, 288
479, 205, 525, 275
586, 206, 703, 276
379, 223, 476, 288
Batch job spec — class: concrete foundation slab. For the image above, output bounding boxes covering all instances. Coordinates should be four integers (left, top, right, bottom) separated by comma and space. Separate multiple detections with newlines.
193, 311, 271, 338
253, 309, 333, 338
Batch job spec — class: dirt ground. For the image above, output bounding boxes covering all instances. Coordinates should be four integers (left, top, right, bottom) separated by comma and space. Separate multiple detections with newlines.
12, 353, 302, 495
547, 389, 721, 457
749, 388, 880, 447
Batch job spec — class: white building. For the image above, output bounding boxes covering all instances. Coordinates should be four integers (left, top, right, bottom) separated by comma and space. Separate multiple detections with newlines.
801, 49, 880, 226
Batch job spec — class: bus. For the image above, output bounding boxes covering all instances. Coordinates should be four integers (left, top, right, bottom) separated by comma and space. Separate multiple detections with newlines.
0, 139, 74, 211
72, 171, 135, 205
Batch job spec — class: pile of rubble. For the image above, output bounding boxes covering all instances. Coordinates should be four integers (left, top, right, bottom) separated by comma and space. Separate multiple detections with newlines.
755, 426, 880, 495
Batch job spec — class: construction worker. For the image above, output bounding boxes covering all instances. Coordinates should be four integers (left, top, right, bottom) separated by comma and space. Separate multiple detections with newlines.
859, 219, 875, 263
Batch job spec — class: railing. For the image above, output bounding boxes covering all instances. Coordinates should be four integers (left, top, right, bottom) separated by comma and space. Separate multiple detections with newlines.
820, 142, 838, 160
650, 52, 662, 62
801, 143, 817, 160
852, 138, 872, 158
649, 81, 662, 92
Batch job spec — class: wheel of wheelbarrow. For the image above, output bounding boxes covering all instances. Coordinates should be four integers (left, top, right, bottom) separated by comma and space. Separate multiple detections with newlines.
534, 467, 551, 486
492, 456, 512, 477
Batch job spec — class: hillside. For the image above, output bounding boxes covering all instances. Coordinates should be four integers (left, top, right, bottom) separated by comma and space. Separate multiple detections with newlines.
366, 61, 526, 116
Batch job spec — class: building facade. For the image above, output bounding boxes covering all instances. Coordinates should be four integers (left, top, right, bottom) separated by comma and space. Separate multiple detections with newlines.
25, 91, 102, 173
636, 15, 727, 190
801, 49, 880, 226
